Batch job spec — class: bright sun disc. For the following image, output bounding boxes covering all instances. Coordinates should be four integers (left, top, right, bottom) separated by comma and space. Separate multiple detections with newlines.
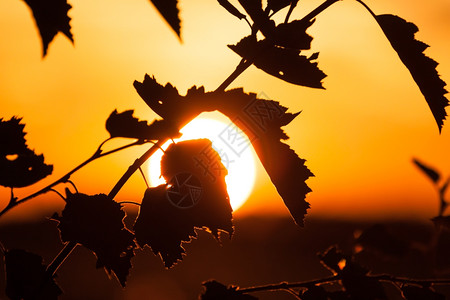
148, 112, 256, 211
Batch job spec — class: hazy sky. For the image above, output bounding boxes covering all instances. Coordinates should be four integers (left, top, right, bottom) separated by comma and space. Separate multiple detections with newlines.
1, 0, 450, 223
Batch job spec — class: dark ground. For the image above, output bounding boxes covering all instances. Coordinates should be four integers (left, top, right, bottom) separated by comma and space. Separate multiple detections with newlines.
1, 215, 450, 300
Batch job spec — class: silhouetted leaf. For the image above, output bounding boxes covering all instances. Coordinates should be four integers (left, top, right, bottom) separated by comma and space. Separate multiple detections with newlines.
228, 36, 326, 88
150, 0, 181, 38
376, 14, 449, 132
413, 158, 440, 183
301, 285, 328, 300
4, 249, 62, 300
134, 139, 233, 267
218, 0, 246, 20
270, 19, 315, 50
431, 216, 450, 230
0, 117, 53, 188
53, 190, 135, 286
201, 280, 258, 300
266, 0, 297, 14
356, 224, 410, 258
0, 117, 27, 154
23, 0, 73, 56
134, 75, 314, 225
106, 109, 180, 140
401, 285, 445, 300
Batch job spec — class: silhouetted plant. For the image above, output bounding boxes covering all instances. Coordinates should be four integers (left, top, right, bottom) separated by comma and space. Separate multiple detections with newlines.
1, 0, 450, 299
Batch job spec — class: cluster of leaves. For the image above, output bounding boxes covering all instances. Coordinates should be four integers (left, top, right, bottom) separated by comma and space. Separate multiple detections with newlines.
227, 0, 326, 88
220, 0, 448, 131
2, 138, 235, 298
19, 0, 449, 133
200, 245, 448, 299
134, 74, 313, 225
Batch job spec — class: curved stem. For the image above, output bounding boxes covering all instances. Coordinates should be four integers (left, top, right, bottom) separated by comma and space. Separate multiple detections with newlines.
66, 179, 79, 194
0, 139, 143, 218
49, 189, 66, 201
108, 139, 168, 199
355, 0, 377, 19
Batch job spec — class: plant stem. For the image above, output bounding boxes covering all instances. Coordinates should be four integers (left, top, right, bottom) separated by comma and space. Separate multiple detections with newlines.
238, 275, 339, 293
27, 37, 262, 297
34, 241, 77, 298
217, 0, 341, 93
108, 139, 167, 199
375, 274, 450, 285
0, 139, 143, 219
45, 241, 77, 277
284, 0, 298, 23
302, 0, 341, 22
108, 49, 260, 200
238, 274, 450, 295
216, 59, 253, 92
355, 0, 377, 19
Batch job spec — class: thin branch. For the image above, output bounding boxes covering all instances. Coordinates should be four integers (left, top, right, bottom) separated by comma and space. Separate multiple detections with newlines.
238, 276, 339, 293
375, 274, 450, 286
238, 274, 450, 295
49, 189, 66, 201
99, 140, 144, 157
95, 137, 113, 155
108, 139, 168, 199
216, 59, 253, 92
139, 166, 150, 189
66, 179, 79, 194
45, 241, 77, 277
0, 139, 143, 218
301, 0, 341, 23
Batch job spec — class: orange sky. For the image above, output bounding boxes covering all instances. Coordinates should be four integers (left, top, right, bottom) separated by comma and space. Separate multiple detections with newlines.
1, 0, 450, 224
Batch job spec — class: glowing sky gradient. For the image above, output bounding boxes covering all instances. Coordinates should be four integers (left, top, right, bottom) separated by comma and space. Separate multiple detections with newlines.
0, 0, 450, 223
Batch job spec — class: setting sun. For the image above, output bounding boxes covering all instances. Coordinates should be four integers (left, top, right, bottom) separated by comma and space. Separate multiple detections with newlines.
148, 112, 256, 211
